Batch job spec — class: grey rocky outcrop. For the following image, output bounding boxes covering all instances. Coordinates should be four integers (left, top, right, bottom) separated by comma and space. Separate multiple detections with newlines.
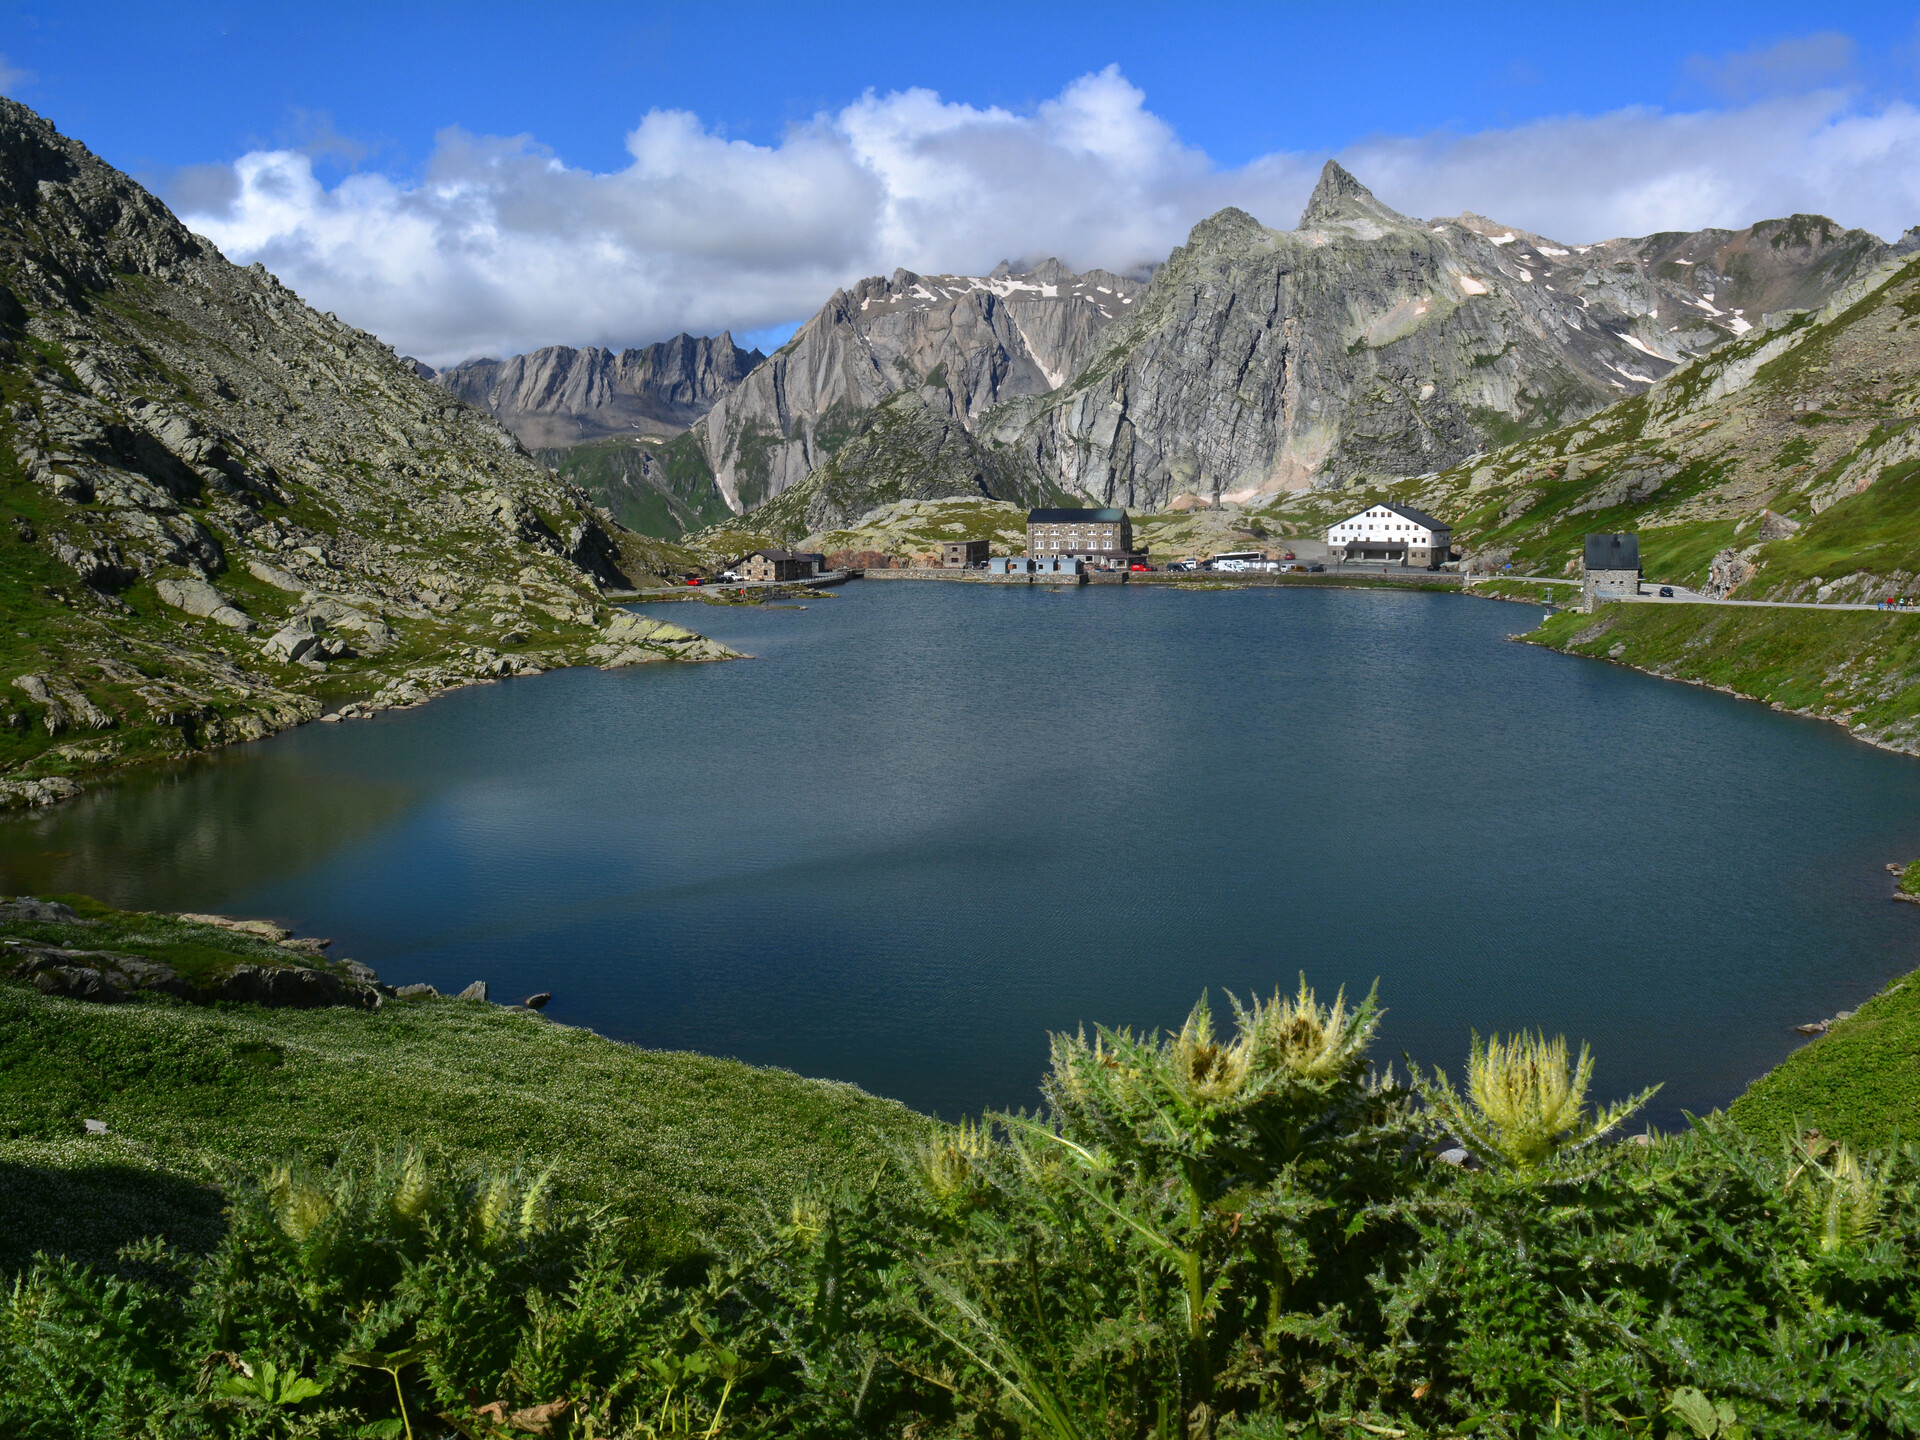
155, 575, 252, 630
434, 334, 765, 448
588, 611, 743, 667
6, 945, 379, 1008
745, 388, 1051, 543
696, 260, 1140, 512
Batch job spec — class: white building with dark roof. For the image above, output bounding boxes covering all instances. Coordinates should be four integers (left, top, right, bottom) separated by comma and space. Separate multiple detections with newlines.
1327, 503, 1451, 568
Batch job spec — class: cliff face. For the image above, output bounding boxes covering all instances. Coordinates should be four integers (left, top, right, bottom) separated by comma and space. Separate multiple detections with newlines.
0, 97, 718, 805
739, 389, 1056, 546
992, 164, 1917, 508
695, 260, 1140, 512
432, 334, 765, 449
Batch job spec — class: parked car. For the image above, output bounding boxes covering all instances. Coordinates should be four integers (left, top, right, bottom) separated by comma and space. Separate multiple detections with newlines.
1129, 562, 1151, 572
1282, 551, 1295, 560
1659, 585, 1674, 597
683, 575, 704, 586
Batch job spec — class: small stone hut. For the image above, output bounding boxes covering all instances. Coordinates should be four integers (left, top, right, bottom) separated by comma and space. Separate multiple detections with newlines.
1582, 533, 1642, 610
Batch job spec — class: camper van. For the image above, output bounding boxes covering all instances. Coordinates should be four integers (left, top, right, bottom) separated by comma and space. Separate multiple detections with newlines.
1207, 551, 1269, 573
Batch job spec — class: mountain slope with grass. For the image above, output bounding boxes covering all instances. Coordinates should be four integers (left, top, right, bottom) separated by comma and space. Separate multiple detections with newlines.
1395, 248, 1920, 594
717, 389, 1059, 548
0, 97, 724, 806
1358, 245, 1920, 750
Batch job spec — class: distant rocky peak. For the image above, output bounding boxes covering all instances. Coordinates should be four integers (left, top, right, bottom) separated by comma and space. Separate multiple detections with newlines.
1297, 160, 1411, 230
1183, 207, 1271, 253
1027, 257, 1073, 285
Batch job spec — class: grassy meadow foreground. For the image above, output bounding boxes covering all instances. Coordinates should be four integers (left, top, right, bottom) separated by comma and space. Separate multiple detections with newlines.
3, 898, 1918, 1439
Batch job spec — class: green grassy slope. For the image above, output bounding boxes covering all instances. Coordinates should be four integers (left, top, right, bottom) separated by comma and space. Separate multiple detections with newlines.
0, 983, 924, 1273
539, 433, 733, 540
1731, 969, 1920, 1143
0, 904, 922, 1274
1524, 602, 1920, 753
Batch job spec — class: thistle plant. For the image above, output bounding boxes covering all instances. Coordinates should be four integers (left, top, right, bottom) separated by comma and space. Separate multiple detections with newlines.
906, 981, 1407, 1433
1788, 1137, 1884, 1253
1414, 1031, 1657, 1173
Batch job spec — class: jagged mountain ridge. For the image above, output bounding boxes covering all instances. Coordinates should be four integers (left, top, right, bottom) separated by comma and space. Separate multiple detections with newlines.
0, 97, 717, 803
431, 333, 765, 449
986, 162, 1917, 510
695, 259, 1141, 513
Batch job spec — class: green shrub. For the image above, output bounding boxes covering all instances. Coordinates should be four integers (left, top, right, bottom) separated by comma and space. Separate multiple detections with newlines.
4, 983, 1918, 1438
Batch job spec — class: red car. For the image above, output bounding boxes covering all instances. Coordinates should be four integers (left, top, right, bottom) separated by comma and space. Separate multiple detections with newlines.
683, 575, 704, 586
1129, 562, 1151, 572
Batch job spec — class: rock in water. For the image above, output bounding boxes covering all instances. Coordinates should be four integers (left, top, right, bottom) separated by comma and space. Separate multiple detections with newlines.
523, 991, 551, 1010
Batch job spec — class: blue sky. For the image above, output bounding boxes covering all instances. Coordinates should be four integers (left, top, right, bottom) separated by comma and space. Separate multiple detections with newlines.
4, 2, 1918, 362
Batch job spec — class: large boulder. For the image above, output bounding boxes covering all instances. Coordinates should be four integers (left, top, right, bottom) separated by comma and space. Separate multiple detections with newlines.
155, 575, 252, 631
587, 611, 743, 667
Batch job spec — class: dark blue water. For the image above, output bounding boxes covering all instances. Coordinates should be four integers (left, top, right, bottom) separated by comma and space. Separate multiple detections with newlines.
5, 582, 1918, 1127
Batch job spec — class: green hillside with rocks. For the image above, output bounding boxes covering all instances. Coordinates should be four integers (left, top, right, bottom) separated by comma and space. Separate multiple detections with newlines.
0, 98, 733, 810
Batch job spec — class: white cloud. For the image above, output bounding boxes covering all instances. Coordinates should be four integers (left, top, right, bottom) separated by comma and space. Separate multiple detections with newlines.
0, 53, 35, 94
174, 64, 1920, 367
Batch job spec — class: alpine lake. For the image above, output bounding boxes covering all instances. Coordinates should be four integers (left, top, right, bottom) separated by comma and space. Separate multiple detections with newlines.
5, 580, 1918, 1131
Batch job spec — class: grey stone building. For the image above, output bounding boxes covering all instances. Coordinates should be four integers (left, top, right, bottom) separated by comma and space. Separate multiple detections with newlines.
740, 549, 811, 583
1582, 533, 1642, 610
1027, 508, 1132, 562
942, 539, 989, 568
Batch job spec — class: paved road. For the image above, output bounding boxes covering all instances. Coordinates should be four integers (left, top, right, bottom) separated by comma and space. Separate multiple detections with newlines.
1470, 574, 1916, 614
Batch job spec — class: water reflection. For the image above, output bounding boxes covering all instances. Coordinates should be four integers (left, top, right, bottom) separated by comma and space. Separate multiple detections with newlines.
0, 745, 418, 913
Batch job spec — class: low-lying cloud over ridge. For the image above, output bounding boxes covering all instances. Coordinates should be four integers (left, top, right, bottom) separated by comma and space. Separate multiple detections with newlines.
173, 65, 1920, 368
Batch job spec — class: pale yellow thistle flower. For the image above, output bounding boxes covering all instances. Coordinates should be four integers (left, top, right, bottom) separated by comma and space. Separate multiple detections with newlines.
1794, 1142, 1884, 1253
267, 1164, 333, 1242
475, 1173, 513, 1242
917, 1117, 996, 1202
389, 1149, 433, 1222
1241, 979, 1375, 1082
1166, 997, 1252, 1105
517, 1166, 554, 1238
1465, 1032, 1589, 1168
787, 1196, 828, 1245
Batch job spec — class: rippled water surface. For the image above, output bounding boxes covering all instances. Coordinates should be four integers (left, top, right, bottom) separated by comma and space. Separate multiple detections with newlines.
5, 581, 1918, 1125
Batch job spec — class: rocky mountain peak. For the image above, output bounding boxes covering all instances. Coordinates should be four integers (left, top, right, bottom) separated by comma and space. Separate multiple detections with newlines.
1183, 207, 1270, 253
1298, 160, 1409, 230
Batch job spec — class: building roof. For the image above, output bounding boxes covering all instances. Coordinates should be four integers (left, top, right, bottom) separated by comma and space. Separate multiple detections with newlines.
1584, 533, 1641, 572
743, 548, 795, 562
1028, 508, 1127, 523
1335, 501, 1449, 530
